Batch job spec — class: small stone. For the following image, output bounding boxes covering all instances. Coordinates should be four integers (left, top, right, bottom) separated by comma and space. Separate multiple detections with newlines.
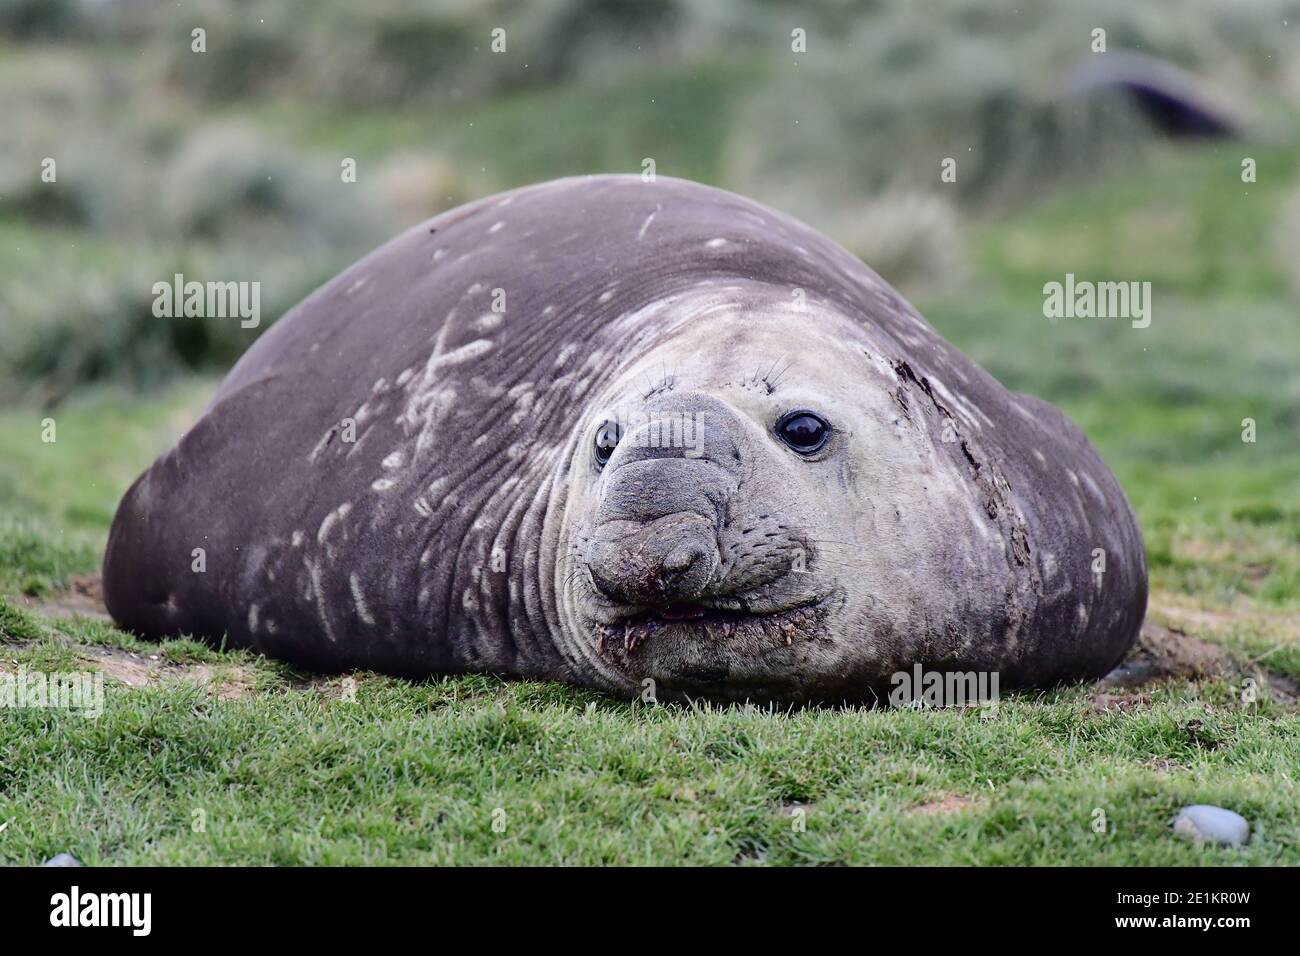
1172, 805, 1250, 846
43, 852, 82, 867
1098, 659, 1159, 688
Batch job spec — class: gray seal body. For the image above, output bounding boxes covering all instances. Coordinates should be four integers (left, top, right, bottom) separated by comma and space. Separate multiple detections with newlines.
104, 175, 1147, 703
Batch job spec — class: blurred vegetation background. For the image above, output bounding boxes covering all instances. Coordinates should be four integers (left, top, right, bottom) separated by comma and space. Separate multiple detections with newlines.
0, 0, 1298, 612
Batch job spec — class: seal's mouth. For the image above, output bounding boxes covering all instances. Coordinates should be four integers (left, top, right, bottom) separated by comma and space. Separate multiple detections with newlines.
593, 598, 826, 655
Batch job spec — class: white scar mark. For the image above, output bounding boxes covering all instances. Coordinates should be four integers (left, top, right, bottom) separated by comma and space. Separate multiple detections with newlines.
413, 496, 433, 517
432, 248, 446, 261
291, 530, 305, 548
350, 573, 375, 625
248, 603, 260, 634
597, 290, 614, 304
1041, 552, 1057, 579
306, 560, 337, 642
509, 388, 535, 426
371, 477, 395, 491
381, 451, 405, 470
706, 238, 728, 248
489, 221, 505, 233
402, 339, 494, 454
471, 375, 506, 398
474, 312, 503, 332
345, 276, 370, 296
637, 205, 660, 241
317, 502, 352, 546
926, 374, 991, 432
1011, 400, 1038, 423
1081, 471, 1104, 501
425, 339, 493, 375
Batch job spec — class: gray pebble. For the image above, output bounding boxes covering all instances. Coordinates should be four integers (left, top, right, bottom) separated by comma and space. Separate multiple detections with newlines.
1098, 659, 1159, 688
1172, 805, 1250, 846
43, 852, 83, 867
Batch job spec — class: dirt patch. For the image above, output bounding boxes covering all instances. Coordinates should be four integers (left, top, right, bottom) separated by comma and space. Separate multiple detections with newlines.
1119, 622, 1236, 683
906, 795, 984, 817
297, 674, 363, 701
79, 646, 254, 700
1095, 623, 1235, 708
1099, 619, 1238, 692
1090, 691, 1152, 714
1263, 672, 1299, 706
1148, 593, 1300, 644
1242, 562, 1272, 583
1173, 539, 1235, 563
3, 642, 255, 700
23, 573, 111, 622
1094, 594, 1299, 708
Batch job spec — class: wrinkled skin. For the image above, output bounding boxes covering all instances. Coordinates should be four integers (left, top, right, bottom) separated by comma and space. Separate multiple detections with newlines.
554, 287, 1142, 703
104, 175, 1147, 705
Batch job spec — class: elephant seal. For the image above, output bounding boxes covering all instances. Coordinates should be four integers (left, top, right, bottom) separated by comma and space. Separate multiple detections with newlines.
104, 174, 1147, 704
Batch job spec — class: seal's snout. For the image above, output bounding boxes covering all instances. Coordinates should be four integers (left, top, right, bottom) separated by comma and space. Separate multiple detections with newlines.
586, 394, 738, 608
588, 512, 720, 606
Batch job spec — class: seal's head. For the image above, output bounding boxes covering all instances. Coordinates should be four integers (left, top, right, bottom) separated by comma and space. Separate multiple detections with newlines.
557, 284, 1008, 704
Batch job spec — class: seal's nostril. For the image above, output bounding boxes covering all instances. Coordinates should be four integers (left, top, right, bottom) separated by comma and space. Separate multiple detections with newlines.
662, 545, 701, 575
588, 514, 719, 606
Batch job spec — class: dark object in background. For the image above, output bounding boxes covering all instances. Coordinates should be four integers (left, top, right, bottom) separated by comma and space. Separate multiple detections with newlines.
1067, 51, 1239, 138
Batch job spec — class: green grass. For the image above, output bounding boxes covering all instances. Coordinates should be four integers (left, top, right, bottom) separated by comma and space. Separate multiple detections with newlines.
2, 597, 1296, 865
2, 119, 1298, 864
0, 380, 212, 596
248, 57, 759, 190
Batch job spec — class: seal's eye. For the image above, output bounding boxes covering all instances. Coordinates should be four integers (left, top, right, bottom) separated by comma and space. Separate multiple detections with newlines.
593, 420, 621, 467
776, 410, 830, 454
